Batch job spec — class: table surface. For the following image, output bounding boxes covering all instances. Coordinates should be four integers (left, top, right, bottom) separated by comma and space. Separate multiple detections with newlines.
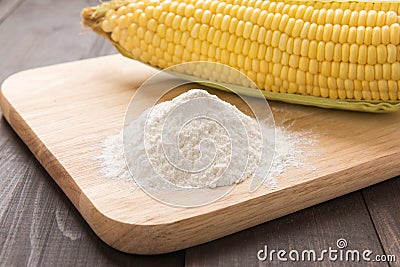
0, 0, 399, 266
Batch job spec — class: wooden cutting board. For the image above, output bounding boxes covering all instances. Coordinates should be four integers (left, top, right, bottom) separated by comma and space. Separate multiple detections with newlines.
1, 54, 400, 254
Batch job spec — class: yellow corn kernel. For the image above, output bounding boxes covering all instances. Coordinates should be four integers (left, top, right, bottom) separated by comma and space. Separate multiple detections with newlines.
83, 0, 400, 103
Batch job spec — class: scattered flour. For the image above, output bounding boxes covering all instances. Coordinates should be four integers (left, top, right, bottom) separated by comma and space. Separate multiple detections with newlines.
95, 89, 316, 189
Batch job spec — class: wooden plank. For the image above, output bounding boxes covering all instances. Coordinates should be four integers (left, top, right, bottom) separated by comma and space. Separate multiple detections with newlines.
0, 120, 184, 266
363, 178, 400, 264
0, 0, 394, 266
0, 0, 116, 83
0, 0, 184, 265
2, 54, 400, 254
0, 0, 26, 24
185, 192, 387, 266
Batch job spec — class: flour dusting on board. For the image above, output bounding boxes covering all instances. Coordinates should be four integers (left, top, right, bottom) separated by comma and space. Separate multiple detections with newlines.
95, 89, 317, 189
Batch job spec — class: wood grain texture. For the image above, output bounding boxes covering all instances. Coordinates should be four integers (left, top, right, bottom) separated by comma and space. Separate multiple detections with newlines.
2, 55, 400, 254
363, 179, 400, 264
0, 0, 185, 265
185, 192, 387, 266
0, 0, 26, 24
1, 0, 399, 265
0, 0, 112, 83
0, 118, 184, 267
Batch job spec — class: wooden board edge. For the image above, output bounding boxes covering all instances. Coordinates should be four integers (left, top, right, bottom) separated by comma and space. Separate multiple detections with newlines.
1, 67, 400, 254
0, 74, 142, 252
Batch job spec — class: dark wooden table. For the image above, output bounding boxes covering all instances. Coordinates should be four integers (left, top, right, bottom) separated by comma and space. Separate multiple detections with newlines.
1, 0, 399, 266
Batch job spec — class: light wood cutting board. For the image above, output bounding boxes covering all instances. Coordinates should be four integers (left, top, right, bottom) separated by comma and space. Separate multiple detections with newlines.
1, 54, 400, 254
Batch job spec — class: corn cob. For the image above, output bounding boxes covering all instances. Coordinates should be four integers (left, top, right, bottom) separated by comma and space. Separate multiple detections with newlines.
82, 0, 400, 112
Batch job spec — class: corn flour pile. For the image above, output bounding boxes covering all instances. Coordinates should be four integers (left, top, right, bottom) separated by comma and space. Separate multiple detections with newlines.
96, 89, 316, 189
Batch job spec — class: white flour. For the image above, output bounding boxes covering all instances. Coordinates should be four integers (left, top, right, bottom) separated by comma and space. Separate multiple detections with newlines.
96, 89, 316, 189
